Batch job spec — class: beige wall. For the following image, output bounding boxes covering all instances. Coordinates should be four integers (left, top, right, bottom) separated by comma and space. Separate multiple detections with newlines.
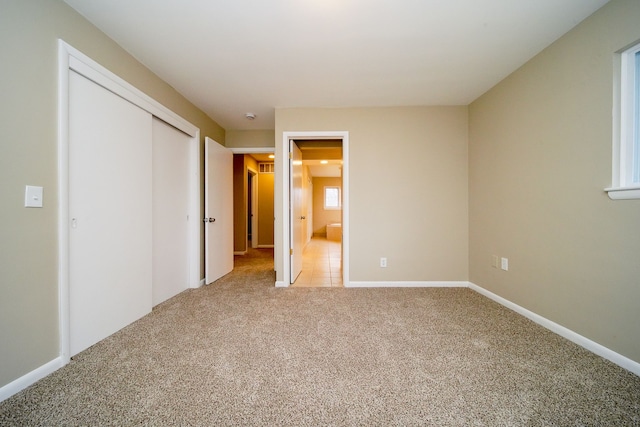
312, 177, 342, 236
275, 107, 469, 282
226, 130, 275, 148
0, 0, 224, 388
469, 0, 640, 363
257, 171, 275, 246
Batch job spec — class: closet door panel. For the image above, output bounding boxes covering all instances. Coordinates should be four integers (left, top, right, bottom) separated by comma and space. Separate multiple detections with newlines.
152, 117, 190, 306
69, 70, 153, 356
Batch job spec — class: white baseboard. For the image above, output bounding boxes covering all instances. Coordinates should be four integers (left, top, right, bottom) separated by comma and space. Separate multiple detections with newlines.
190, 279, 205, 288
468, 282, 640, 377
234, 251, 247, 256
275, 281, 288, 288
346, 281, 469, 288
0, 357, 65, 403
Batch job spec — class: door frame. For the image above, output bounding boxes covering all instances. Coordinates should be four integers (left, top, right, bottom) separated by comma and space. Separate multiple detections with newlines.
278, 131, 349, 287
57, 40, 201, 364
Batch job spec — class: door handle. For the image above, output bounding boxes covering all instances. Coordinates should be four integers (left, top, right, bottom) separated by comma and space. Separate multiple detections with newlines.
203, 217, 216, 223
300, 216, 306, 220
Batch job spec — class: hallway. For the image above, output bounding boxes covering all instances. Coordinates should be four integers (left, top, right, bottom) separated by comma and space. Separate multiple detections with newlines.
292, 238, 343, 287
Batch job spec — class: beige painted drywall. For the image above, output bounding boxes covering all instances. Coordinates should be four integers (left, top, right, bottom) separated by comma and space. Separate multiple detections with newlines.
226, 130, 275, 148
233, 154, 261, 252
469, 0, 640, 363
233, 155, 247, 252
0, 0, 224, 389
257, 171, 275, 246
275, 107, 469, 283
313, 177, 342, 236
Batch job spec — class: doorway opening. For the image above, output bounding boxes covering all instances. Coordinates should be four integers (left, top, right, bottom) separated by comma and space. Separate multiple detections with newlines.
280, 131, 349, 288
230, 149, 275, 269
290, 140, 343, 287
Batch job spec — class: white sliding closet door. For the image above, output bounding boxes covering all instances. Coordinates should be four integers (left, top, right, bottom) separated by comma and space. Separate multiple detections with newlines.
152, 117, 190, 306
69, 70, 153, 356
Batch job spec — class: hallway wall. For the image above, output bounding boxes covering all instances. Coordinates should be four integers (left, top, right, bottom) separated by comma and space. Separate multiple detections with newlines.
257, 169, 275, 247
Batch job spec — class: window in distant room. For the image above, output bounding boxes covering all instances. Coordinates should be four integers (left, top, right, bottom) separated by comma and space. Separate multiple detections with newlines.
324, 186, 341, 209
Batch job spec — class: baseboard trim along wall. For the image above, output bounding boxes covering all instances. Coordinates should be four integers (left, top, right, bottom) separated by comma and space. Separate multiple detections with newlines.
234, 251, 247, 256
468, 282, 640, 377
0, 357, 65, 403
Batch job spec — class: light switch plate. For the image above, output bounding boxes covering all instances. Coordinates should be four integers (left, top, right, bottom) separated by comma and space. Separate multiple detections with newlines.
25, 185, 43, 208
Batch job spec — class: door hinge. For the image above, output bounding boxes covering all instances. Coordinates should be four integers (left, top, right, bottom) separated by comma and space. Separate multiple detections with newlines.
290, 249, 293, 255
289, 152, 293, 159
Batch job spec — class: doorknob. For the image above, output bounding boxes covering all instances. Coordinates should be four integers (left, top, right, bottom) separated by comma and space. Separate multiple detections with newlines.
209, 218, 216, 222
300, 216, 306, 220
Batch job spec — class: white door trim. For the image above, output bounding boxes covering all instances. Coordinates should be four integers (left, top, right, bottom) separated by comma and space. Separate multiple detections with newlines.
279, 131, 349, 287
57, 40, 201, 364
228, 147, 274, 155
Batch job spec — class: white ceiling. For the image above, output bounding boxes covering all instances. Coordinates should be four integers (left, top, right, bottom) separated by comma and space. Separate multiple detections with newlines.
63, 0, 609, 131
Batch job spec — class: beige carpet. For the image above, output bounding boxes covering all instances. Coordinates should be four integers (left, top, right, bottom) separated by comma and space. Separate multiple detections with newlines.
1, 248, 639, 426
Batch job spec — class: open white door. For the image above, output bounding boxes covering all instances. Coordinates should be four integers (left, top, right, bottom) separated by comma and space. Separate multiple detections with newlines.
290, 140, 304, 283
205, 137, 234, 284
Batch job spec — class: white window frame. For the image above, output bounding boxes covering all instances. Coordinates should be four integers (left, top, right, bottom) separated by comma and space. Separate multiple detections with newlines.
324, 186, 341, 210
607, 41, 640, 200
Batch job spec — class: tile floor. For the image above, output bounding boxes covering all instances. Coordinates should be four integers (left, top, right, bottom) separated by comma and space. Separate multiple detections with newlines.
292, 237, 343, 287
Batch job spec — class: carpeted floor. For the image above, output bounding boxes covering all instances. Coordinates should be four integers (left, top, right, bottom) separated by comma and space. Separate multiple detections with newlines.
1, 248, 639, 426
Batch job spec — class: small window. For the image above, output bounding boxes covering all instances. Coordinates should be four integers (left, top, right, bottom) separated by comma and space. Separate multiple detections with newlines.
324, 186, 341, 210
607, 41, 640, 199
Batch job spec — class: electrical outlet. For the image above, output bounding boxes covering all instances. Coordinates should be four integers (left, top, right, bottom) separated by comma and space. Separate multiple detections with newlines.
501, 257, 509, 271
380, 257, 387, 268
